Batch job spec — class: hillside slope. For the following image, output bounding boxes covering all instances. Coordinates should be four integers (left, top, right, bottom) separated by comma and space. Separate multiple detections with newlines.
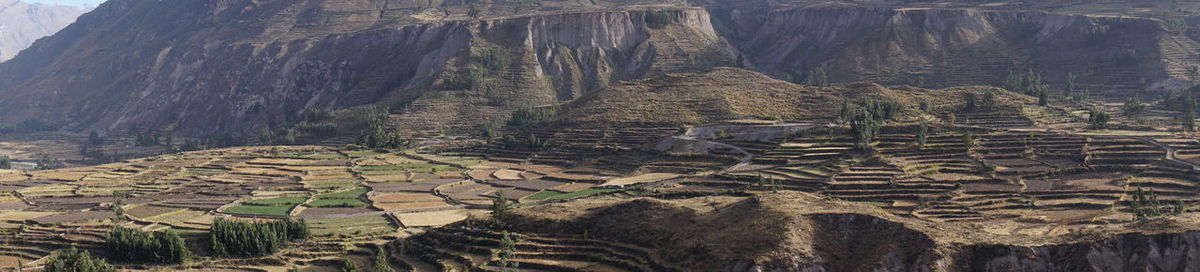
552, 67, 1027, 127
500, 192, 1200, 271
0, 0, 726, 135
0, 0, 87, 62
1, 0, 1199, 136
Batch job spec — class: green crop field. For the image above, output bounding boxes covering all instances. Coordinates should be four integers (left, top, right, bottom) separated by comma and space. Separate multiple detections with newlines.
307, 198, 370, 208
222, 204, 295, 216
243, 197, 308, 206
526, 188, 623, 201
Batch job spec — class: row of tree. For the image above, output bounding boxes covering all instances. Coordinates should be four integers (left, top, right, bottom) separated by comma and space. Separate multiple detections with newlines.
839, 98, 903, 149
211, 218, 310, 257
45, 247, 116, 272
106, 227, 187, 264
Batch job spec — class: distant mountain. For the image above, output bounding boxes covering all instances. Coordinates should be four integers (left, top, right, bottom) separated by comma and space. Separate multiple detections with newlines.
0, 0, 88, 62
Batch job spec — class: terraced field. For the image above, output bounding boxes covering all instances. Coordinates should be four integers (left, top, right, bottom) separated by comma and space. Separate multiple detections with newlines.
1, 105, 1199, 271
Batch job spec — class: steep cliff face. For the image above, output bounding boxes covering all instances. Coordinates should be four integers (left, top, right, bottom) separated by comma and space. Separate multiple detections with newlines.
506, 193, 1200, 272
0, 0, 87, 62
711, 6, 1171, 90
0, 0, 726, 135
959, 231, 1200, 271
1, 0, 1196, 135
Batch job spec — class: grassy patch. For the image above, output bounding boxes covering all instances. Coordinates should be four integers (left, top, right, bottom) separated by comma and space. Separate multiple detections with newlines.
309, 216, 395, 236
316, 188, 368, 199
345, 151, 382, 158
243, 197, 307, 206
222, 204, 294, 216
358, 163, 461, 174
307, 198, 370, 208
525, 188, 622, 201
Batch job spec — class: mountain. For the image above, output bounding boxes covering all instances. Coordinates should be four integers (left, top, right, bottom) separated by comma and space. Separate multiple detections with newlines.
0, 0, 88, 62
0, 0, 1198, 136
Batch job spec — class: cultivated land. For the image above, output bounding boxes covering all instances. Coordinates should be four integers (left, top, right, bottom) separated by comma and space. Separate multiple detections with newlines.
6, 0, 1200, 271
3, 75, 1200, 270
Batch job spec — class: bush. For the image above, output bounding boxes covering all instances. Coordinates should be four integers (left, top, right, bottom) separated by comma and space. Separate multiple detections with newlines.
1123, 94, 1145, 117
294, 121, 338, 138
479, 48, 510, 73
1088, 109, 1111, 129
646, 10, 676, 29
508, 106, 557, 127
107, 227, 187, 264
45, 248, 116, 272
211, 218, 310, 257
0, 155, 9, 169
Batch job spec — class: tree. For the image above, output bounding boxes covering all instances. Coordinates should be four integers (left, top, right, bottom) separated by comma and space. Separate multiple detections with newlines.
467, 4, 482, 19
1130, 186, 1185, 220
34, 154, 59, 170
0, 155, 9, 170
981, 91, 997, 110
89, 131, 104, 146
804, 67, 829, 86
1088, 109, 1111, 129
497, 231, 519, 272
1123, 94, 1145, 117
1037, 88, 1049, 106
341, 257, 362, 272
962, 132, 975, 152
1064, 72, 1077, 98
1185, 95, 1196, 132
44, 248, 116, 272
963, 92, 977, 112
373, 245, 395, 272
211, 218, 309, 257
849, 107, 880, 150
106, 227, 188, 264
491, 195, 515, 226
916, 119, 928, 149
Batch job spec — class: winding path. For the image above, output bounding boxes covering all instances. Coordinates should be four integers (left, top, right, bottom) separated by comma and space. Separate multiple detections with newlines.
1138, 138, 1200, 171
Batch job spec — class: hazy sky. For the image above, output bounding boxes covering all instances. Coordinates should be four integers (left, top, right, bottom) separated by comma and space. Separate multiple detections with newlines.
25, 0, 104, 6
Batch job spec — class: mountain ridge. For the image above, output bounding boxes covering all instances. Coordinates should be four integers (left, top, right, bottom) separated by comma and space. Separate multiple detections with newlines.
0, 0, 88, 62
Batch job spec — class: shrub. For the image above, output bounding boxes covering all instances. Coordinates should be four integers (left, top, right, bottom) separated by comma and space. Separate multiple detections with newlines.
916, 119, 928, 148
479, 48, 510, 73
646, 10, 676, 29
106, 227, 187, 264
211, 218, 310, 257
373, 245, 395, 272
1123, 94, 1145, 117
1164, 16, 1189, 35
1130, 187, 1186, 220
804, 67, 829, 86
508, 106, 557, 127
34, 154, 60, 170
1088, 109, 1111, 129
294, 121, 338, 138
45, 248, 116, 272
491, 195, 515, 227
341, 257, 362, 272
963, 93, 977, 112
0, 155, 9, 169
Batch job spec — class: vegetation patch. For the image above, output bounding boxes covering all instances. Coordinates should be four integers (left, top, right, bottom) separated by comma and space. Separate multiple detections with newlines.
222, 204, 295, 216
525, 188, 622, 201
309, 216, 395, 236
243, 197, 307, 206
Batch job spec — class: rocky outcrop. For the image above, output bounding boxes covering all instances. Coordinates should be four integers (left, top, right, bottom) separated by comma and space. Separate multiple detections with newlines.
0, 0, 87, 62
0, 0, 726, 135
505, 193, 1200, 272
711, 6, 1171, 91
1, 0, 1198, 135
958, 232, 1200, 271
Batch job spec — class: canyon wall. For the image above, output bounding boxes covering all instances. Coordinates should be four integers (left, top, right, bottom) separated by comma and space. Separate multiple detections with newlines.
1, 0, 1197, 134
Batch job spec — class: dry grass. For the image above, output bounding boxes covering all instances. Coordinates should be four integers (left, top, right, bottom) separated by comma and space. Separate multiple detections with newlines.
393, 209, 472, 227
